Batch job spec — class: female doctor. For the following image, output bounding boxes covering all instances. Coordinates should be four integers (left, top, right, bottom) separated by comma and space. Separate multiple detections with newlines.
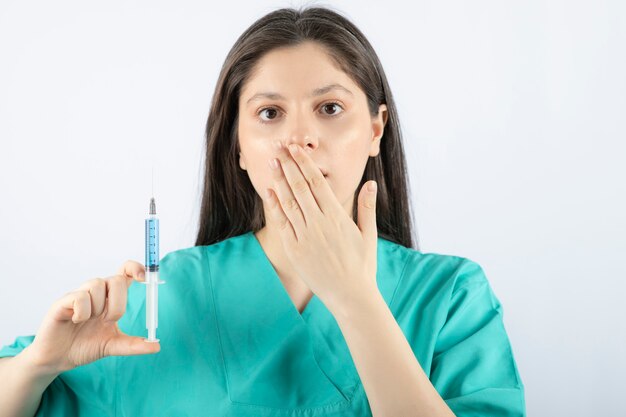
0, 6, 525, 417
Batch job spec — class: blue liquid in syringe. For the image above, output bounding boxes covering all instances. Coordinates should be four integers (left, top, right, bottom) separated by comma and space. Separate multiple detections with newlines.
145, 198, 159, 272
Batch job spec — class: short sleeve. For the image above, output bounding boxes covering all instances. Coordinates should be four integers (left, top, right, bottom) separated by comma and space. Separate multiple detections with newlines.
431, 259, 526, 417
0, 334, 35, 358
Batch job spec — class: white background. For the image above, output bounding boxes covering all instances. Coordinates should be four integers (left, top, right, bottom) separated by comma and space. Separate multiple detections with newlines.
1, 0, 624, 415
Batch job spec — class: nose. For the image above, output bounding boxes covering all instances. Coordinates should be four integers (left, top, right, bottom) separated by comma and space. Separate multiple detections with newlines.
282, 111, 320, 152
282, 134, 327, 176
285, 134, 319, 153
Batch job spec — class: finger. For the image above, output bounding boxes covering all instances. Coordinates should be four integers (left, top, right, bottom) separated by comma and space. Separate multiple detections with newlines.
104, 333, 160, 357
357, 180, 378, 245
103, 275, 128, 322
286, 143, 343, 217
77, 278, 107, 318
116, 260, 146, 288
275, 142, 323, 220
268, 155, 307, 240
52, 290, 92, 323
264, 187, 298, 244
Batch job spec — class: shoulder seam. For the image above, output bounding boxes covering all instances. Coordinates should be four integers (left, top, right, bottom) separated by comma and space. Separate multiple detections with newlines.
450, 259, 489, 296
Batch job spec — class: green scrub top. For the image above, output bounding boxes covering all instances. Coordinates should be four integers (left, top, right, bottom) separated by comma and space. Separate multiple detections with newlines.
1, 231, 525, 416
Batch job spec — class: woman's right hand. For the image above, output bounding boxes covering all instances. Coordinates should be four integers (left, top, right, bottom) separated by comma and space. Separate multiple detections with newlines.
22, 260, 160, 376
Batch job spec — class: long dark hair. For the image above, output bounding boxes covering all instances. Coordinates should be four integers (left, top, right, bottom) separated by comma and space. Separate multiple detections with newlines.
195, 5, 419, 250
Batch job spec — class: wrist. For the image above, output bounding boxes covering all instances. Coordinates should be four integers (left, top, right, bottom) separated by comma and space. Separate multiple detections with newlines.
325, 284, 386, 324
19, 345, 63, 381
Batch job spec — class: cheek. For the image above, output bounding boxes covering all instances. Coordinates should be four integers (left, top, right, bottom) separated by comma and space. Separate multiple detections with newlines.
325, 136, 373, 204
325, 119, 372, 174
320, 111, 372, 151
238, 137, 275, 196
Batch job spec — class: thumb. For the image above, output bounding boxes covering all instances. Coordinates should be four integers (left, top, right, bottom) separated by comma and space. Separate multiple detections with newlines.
104, 333, 160, 357
357, 180, 378, 242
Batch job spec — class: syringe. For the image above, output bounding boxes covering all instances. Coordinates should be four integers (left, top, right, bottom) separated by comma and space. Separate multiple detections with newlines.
142, 196, 165, 343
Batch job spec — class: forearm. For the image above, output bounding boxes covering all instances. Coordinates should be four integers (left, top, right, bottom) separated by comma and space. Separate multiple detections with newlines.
329, 290, 455, 417
0, 346, 59, 417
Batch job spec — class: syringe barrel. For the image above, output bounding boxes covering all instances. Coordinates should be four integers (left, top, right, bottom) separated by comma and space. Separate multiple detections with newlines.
145, 215, 159, 272
144, 198, 161, 342
146, 271, 159, 330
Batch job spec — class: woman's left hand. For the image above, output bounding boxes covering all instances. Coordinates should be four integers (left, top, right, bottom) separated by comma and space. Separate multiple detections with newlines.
264, 140, 380, 312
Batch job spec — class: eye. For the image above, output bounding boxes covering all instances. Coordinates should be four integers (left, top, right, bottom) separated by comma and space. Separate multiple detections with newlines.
320, 101, 344, 116
258, 107, 281, 124
256, 101, 345, 125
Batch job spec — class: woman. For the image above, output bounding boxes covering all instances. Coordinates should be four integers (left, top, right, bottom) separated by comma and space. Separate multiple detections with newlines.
0, 6, 525, 417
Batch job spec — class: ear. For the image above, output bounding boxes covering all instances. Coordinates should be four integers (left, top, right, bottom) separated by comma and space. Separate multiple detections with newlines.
239, 152, 247, 171
369, 104, 388, 157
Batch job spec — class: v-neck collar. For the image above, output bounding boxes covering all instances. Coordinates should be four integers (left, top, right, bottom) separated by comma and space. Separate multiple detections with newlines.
243, 230, 400, 312
207, 230, 411, 410
248, 230, 318, 322
209, 230, 356, 408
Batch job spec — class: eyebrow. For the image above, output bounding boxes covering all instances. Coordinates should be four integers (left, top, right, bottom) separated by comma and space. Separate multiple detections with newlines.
245, 83, 354, 105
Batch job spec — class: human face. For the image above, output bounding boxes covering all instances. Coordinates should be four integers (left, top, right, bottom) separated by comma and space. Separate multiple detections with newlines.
237, 41, 387, 219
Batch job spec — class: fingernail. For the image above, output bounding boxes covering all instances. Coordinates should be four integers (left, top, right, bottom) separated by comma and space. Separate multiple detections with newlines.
288, 144, 299, 154
138, 271, 145, 280
269, 158, 279, 170
272, 140, 282, 150
367, 181, 377, 192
